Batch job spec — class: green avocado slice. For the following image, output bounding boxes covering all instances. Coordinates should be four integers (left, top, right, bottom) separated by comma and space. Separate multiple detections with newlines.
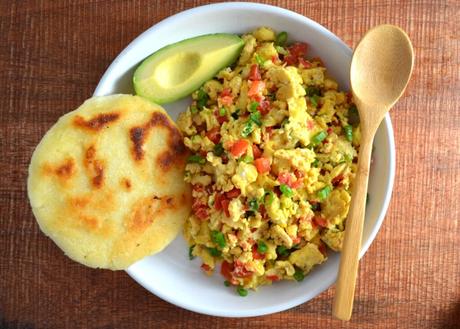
133, 33, 244, 104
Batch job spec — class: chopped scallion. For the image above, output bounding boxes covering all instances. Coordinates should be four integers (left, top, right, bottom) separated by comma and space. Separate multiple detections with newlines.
275, 31, 288, 46
249, 101, 259, 112
187, 154, 206, 164
241, 121, 254, 137
311, 131, 327, 146
344, 125, 353, 142
189, 245, 195, 260
249, 198, 259, 212
207, 247, 222, 257
257, 240, 268, 254
317, 185, 332, 200
219, 108, 226, 116
213, 143, 224, 156
280, 184, 293, 197
249, 111, 262, 126
293, 268, 305, 282
211, 230, 226, 248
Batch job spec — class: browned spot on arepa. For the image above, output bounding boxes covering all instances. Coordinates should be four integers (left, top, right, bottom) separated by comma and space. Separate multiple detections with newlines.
83, 145, 105, 189
42, 158, 76, 183
73, 112, 120, 131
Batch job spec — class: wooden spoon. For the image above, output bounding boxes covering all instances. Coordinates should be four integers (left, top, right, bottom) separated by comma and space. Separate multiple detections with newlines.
332, 24, 414, 320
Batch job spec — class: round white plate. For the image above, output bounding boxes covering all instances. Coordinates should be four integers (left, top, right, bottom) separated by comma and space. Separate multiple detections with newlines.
94, 2, 395, 317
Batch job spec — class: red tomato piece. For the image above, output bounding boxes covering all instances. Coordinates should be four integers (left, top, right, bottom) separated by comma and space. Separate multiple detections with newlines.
254, 157, 270, 174
230, 139, 249, 157
201, 263, 212, 272
214, 193, 224, 210
307, 120, 315, 130
252, 245, 265, 260
194, 206, 209, 221
288, 42, 308, 58
248, 64, 261, 81
298, 57, 312, 68
277, 172, 292, 185
220, 88, 232, 97
220, 199, 231, 217
318, 243, 327, 256
232, 260, 253, 278
220, 95, 233, 107
313, 216, 328, 228
258, 99, 271, 115
266, 275, 280, 281
206, 127, 221, 144
214, 109, 229, 125
252, 144, 262, 159
248, 80, 265, 97
225, 188, 241, 199
332, 174, 344, 187
220, 260, 234, 280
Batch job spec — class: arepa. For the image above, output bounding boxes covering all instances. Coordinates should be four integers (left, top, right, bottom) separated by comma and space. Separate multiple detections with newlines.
27, 94, 191, 270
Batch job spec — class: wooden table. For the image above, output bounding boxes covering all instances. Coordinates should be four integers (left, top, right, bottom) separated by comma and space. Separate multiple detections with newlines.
1, 1, 459, 328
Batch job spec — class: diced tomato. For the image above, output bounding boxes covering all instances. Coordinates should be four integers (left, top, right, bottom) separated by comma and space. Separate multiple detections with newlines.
220, 96, 233, 107
220, 260, 234, 280
214, 193, 224, 210
252, 245, 265, 260
230, 139, 249, 157
277, 172, 292, 185
290, 179, 303, 189
214, 109, 228, 125
225, 188, 241, 199
332, 174, 344, 187
254, 157, 270, 174
192, 185, 204, 194
232, 260, 253, 278
206, 127, 221, 144
194, 206, 209, 221
221, 199, 230, 217
307, 120, 315, 130
288, 42, 308, 58
292, 236, 301, 244
258, 99, 271, 115
220, 88, 232, 97
294, 170, 304, 179
271, 55, 278, 63
248, 80, 265, 97
266, 275, 280, 281
248, 64, 261, 81
283, 54, 297, 66
298, 57, 312, 68
259, 204, 267, 219
201, 263, 212, 272
313, 216, 328, 228
327, 127, 333, 134
252, 144, 262, 159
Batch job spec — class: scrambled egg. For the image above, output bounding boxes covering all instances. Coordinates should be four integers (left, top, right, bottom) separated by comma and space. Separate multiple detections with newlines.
178, 27, 360, 292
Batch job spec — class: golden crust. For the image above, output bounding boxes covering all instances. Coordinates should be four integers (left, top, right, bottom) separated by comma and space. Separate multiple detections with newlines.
27, 95, 191, 270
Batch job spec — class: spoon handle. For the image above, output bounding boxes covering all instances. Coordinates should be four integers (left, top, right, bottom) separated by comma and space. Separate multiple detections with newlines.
332, 129, 374, 320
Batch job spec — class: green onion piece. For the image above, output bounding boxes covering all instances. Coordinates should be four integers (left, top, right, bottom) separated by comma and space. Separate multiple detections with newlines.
276, 245, 290, 257
275, 31, 288, 46
213, 143, 224, 156
249, 198, 259, 212
219, 108, 226, 116
344, 125, 353, 142
312, 159, 320, 168
207, 247, 222, 257
190, 105, 198, 114
241, 155, 254, 163
280, 184, 293, 197
264, 190, 275, 205
255, 53, 264, 66
241, 121, 254, 137
281, 118, 289, 127
311, 131, 327, 146
348, 105, 360, 127
249, 101, 259, 112
237, 286, 248, 297
257, 240, 268, 254
224, 280, 231, 287
231, 109, 240, 120
317, 185, 332, 201
189, 245, 195, 260
275, 45, 288, 55
197, 89, 209, 109
211, 230, 226, 248
310, 95, 320, 107
305, 86, 321, 97
187, 154, 206, 164
249, 111, 262, 126
293, 268, 305, 282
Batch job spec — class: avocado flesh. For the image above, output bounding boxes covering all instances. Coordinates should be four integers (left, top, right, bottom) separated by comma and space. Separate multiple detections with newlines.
133, 34, 244, 104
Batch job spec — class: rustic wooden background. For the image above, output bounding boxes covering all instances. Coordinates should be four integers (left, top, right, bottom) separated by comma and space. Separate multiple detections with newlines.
1, 0, 459, 328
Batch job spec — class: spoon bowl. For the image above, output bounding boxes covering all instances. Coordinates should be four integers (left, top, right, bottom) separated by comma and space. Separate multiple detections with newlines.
333, 24, 414, 321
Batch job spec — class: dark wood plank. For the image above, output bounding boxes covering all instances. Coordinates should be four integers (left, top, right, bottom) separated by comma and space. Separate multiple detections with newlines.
1, 1, 459, 328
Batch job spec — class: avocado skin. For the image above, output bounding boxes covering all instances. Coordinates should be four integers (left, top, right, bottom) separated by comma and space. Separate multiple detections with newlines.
133, 33, 244, 104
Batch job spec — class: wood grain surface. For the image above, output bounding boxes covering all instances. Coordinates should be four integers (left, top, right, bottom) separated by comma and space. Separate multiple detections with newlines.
1, 1, 459, 328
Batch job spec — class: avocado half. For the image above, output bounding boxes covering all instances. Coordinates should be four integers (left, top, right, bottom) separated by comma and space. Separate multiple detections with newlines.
133, 33, 244, 104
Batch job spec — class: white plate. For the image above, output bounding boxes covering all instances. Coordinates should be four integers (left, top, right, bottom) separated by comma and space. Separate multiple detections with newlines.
94, 2, 395, 317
